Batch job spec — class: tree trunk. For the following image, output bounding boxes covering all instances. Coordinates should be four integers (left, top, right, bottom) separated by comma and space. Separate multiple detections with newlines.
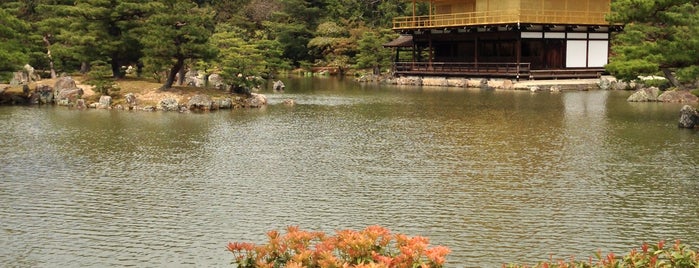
177, 65, 186, 86
162, 57, 185, 90
662, 68, 682, 89
42, 35, 57, 79
111, 56, 125, 79
80, 62, 90, 74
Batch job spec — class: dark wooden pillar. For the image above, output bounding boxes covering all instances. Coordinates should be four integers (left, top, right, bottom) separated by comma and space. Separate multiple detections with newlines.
428, 31, 434, 70
516, 31, 522, 80
474, 36, 479, 69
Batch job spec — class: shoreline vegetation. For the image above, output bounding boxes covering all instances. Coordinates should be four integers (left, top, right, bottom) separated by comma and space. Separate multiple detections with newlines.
1, 73, 698, 111
0, 75, 270, 111
229, 226, 698, 268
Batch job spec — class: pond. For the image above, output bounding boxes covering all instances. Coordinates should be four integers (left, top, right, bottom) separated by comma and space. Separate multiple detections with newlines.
1, 77, 697, 267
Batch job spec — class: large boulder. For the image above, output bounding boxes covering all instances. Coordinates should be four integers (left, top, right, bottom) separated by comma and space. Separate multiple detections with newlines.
54, 76, 83, 106
35, 84, 54, 104
184, 70, 206, 87
678, 105, 699, 128
218, 98, 233, 109
158, 98, 179, 111
54, 76, 77, 92
627, 87, 661, 102
124, 93, 137, 109
97, 95, 112, 109
657, 90, 699, 103
187, 94, 214, 111
598, 77, 612, 90
75, 99, 87, 110
243, 93, 267, 108
273, 80, 285, 91
208, 74, 226, 90
9, 71, 28, 86
24, 64, 39, 82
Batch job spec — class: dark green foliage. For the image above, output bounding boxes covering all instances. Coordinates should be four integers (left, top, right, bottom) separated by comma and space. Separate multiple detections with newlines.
607, 1, 699, 86
355, 29, 397, 75
31, 0, 155, 76
86, 60, 116, 96
1, 0, 424, 83
0, 7, 29, 81
139, 0, 217, 89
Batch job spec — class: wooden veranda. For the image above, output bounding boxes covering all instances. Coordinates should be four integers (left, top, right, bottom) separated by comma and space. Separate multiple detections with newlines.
385, 0, 617, 80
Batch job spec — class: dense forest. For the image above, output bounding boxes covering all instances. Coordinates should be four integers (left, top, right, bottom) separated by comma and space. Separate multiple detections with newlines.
2, 1, 699, 90
0, 0, 427, 89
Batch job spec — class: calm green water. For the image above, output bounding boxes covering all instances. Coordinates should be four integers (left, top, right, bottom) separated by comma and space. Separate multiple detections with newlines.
1, 77, 697, 267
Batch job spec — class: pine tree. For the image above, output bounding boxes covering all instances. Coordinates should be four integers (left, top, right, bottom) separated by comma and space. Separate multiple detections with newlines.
355, 29, 396, 75
607, 1, 699, 87
139, 0, 217, 90
34, 0, 155, 77
0, 7, 29, 82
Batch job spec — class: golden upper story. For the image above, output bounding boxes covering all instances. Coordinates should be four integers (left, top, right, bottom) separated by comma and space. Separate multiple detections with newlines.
393, 0, 612, 30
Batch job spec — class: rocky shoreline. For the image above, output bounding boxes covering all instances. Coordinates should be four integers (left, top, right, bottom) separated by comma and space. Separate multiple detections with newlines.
0, 76, 268, 112
2, 75, 698, 128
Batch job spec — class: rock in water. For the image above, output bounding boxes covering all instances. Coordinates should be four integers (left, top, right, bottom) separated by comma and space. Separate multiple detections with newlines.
273, 80, 285, 91
244, 93, 267, 108
658, 90, 699, 103
627, 87, 660, 102
678, 105, 699, 129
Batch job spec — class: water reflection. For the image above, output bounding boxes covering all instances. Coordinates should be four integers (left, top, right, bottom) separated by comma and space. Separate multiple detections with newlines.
0, 79, 697, 267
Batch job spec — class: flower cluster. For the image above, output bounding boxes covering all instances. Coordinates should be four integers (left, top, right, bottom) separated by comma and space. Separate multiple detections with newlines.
226, 225, 451, 268
505, 240, 698, 268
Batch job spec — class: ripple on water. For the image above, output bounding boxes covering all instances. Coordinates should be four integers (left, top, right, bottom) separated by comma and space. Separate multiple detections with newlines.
0, 89, 698, 267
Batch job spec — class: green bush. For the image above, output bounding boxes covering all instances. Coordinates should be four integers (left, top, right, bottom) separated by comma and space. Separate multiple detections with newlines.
86, 60, 116, 96
640, 78, 670, 90
506, 240, 698, 268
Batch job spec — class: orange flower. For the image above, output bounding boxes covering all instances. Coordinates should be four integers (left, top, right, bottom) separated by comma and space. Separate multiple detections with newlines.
267, 230, 279, 239
285, 261, 303, 268
425, 246, 451, 265
226, 242, 239, 252
372, 251, 394, 265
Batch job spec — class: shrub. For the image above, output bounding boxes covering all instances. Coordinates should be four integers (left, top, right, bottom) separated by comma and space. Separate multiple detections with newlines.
690, 89, 699, 97
505, 240, 698, 268
86, 60, 116, 96
226, 225, 451, 268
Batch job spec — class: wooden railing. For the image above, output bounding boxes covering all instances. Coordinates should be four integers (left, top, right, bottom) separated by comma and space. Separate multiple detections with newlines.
393, 9, 610, 30
394, 62, 531, 78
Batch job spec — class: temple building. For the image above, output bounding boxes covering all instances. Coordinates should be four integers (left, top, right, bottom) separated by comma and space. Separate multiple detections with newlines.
384, 0, 621, 79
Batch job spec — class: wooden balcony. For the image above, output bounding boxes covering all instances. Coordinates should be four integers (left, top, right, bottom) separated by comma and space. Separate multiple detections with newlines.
393, 62, 606, 80
394, 62, 530, 78
393, 9, 610, 30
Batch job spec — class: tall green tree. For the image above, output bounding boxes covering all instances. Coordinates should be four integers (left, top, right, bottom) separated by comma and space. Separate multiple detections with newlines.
355, 29, 396, 75
0, 7, 30, 81
607, 1, 699, 87
308, 21, 354, 73
264, 0, 322, 67
140, 0, 217, 89
34, 0, 154, 77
